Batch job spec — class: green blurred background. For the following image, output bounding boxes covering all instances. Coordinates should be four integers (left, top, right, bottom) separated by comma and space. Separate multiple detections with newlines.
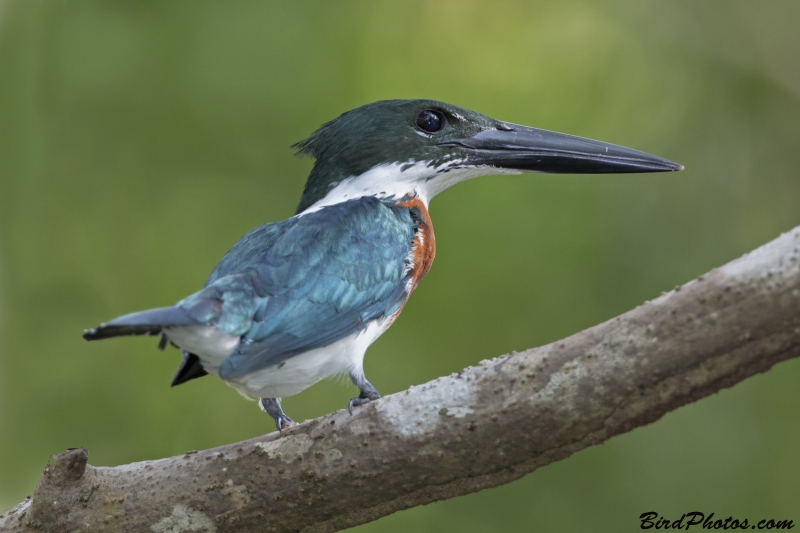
1, 0, 798, 530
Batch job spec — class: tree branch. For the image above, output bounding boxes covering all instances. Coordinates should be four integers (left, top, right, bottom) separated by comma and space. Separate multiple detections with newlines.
3, 226, 800, 533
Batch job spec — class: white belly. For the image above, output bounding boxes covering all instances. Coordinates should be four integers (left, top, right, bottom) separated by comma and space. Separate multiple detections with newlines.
226, 318, 390, 398
164, 318, 391, 399
164, 325, 240, 377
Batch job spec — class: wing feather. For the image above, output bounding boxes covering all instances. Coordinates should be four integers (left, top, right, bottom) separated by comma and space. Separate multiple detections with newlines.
207, 197, 414, 380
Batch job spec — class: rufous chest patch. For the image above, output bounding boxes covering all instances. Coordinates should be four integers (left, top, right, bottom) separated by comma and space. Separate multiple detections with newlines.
394, 196, 436, 294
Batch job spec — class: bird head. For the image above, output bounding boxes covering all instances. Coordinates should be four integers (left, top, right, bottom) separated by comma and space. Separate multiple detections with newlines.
294, 99, 682, 213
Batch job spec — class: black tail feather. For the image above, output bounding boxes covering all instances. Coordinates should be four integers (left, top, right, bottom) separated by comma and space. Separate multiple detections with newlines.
171, 351, 209, 386
83, 306, 197, 341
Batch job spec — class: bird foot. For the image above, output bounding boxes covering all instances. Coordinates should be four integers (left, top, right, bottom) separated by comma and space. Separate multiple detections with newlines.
348, 392, 380, 415
259, 397, 296, 432
274, 415, 297, 432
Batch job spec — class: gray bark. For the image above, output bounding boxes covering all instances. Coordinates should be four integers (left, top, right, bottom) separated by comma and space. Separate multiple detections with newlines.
2, 226, 800, 533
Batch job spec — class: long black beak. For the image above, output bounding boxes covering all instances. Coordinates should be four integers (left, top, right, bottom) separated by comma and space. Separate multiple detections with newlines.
440, 124, 683, 174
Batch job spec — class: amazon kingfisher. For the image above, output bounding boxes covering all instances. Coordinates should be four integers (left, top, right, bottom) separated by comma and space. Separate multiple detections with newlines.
84, 99, 682, 430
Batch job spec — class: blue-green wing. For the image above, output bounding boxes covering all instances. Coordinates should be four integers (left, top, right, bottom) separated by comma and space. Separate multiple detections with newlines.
196, 197, 414, 379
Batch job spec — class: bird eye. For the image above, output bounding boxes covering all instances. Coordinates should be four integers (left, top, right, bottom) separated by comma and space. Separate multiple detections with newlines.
415, 110, 445, 133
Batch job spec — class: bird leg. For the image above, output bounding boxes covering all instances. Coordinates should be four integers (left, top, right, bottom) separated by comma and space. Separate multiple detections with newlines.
259, 398, 296, 431
348, 372, 381, 414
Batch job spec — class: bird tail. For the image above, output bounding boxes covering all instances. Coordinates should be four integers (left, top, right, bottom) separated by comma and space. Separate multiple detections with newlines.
82, 306, 200, 340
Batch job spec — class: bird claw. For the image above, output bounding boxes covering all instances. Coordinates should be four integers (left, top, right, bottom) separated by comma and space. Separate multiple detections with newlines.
347, 376, 381, 415
348, 395, 378, 415
276, 415, 297, 432
259, 397, 296, 432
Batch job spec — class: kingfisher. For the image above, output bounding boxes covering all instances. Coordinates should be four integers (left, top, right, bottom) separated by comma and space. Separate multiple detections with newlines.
83, 99, 682, 430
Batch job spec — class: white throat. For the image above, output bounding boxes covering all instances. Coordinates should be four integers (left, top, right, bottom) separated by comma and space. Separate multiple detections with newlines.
299, 161, 521, 215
